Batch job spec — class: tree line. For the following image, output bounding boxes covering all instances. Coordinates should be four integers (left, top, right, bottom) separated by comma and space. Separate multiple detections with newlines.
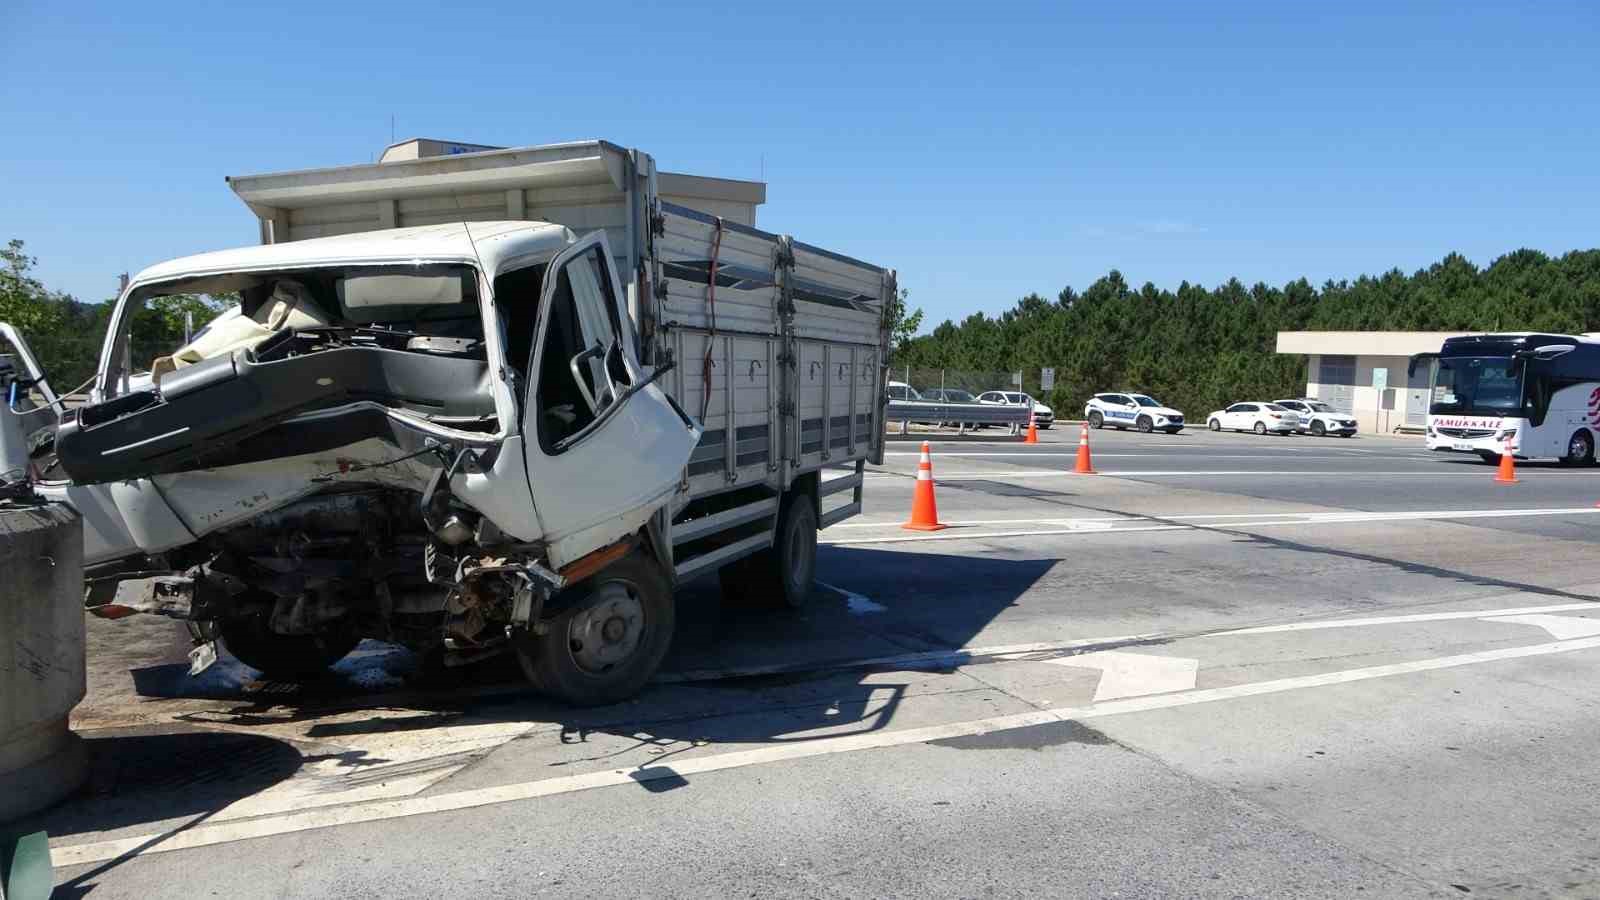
892, 248, 1600, 418
1, 240, 230, 394
7, 238, 1600, 420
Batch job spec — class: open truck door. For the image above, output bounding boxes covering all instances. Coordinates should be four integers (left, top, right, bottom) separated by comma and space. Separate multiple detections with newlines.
2, 322, 192, 569
520, 232, 700, 569
0, 322, 66, 483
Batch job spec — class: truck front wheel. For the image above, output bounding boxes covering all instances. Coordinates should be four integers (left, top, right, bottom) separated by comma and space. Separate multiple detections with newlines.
518, 553, 675, 707
219, 607, 358, 680
719, 492, 818, 610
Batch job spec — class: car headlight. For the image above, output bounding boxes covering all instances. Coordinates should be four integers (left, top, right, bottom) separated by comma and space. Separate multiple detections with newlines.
1497, 429, 1517, 441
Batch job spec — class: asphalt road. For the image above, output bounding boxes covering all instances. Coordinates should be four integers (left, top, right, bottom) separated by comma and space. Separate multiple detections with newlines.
26, 425, 1600, 898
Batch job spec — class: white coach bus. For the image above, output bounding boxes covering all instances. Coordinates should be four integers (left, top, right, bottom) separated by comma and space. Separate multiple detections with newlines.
1415, 332, 1600, 465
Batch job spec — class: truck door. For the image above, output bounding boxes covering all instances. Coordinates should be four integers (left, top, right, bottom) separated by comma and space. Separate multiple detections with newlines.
0, 322, 66, 479
521, 232, 700, 569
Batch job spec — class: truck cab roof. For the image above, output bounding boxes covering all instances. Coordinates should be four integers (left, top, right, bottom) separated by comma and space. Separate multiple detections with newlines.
129, 222, 576, 292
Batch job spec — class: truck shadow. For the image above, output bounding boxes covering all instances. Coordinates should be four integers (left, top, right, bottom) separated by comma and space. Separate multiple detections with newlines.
63, 546, 1056, 826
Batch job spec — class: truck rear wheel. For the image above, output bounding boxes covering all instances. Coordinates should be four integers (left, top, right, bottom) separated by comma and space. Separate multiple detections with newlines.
219, 607, 358, 680
518, 553, 674, 707
719, 491, 818, 610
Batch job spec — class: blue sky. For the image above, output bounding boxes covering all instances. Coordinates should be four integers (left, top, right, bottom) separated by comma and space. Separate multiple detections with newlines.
3, 1, 1596, 331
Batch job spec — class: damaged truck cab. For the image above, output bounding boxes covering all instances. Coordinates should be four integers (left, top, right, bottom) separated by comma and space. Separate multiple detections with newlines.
5, 140, 893, 705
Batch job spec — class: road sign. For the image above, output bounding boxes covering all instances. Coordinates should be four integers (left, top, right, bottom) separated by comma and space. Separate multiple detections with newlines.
1040, 367, 1055, 391
1012, 371, 1023, 387
1372, 367, 1388, 392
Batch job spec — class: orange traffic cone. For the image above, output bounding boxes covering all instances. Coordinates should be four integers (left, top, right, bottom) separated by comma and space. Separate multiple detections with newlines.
903, 440, 948, 531
1494, 438, 1518, 484
1074, 422, 1097, 474
1023, 408, 1039, 444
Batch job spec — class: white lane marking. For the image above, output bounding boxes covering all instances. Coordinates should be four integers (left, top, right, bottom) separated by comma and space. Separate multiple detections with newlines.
1482, 613, 1600, 640
1221, 602, 1599, 635
655, 634, 1157, 684
1046, 650, 1199, 701
880, 452, 1394, 460
821, 507, 1600, 546
867, 469, 1548, 479
831, 516, 1128, 528
831, 507, 1600, 530
818, 580, 887, 615
52, 635, 1600, 868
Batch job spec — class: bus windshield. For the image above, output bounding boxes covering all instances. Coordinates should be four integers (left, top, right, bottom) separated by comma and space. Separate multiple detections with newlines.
1432, 356, 1521, 416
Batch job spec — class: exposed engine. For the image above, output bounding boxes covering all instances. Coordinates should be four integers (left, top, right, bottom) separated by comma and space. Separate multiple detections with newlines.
193, 484, 563, 665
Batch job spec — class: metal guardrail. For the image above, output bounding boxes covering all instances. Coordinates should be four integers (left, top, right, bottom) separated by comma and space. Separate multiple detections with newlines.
886, 400, 1033, 430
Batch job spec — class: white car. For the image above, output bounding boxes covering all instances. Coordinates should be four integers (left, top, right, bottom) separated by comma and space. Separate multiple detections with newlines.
1273, 399, 1357, 438
887, 380, 922, 401
1084, 392, 1185, 433
977, 390, 1053, 428
1207, 402, 1300, 435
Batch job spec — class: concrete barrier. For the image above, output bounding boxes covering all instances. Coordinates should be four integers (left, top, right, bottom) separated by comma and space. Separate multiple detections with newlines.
1, 501, 86, 822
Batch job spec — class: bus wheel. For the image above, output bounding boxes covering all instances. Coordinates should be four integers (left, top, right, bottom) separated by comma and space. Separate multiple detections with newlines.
1560, 430, 1595, 467
1477, 451, 1500, 465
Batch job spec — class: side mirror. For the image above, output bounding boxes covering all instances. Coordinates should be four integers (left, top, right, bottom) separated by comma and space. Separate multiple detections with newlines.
1529, 344, 1575, 360
567, 342, 609, 415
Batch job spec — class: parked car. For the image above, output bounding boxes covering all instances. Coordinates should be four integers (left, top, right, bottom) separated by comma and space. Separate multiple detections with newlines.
1207, 402, 1300, 434
923, 388, 981, 429
977, 391, 1053, 428
887, 380, 922, 401
1273, 399, 1357, 437
1084, 392, 1185, 434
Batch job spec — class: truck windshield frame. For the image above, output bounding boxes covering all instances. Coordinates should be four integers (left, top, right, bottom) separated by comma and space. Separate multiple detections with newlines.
1430, 355, 1523, 417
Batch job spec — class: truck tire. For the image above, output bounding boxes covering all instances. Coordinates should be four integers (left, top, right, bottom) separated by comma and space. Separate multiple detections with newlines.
719, 491, 818, 610
518, 552, 674, 707
219, 606, 358, 680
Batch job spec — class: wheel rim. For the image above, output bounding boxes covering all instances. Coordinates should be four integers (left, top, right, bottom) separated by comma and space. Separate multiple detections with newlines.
1138, 418, 1151, 432
1255, 422, 1266, 434
1209, 420, 1219, 431
566, 580, 646, 674
1570, 432, 1591, 460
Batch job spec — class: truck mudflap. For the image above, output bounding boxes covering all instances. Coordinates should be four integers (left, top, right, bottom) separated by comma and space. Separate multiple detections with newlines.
56, 331, 494, 485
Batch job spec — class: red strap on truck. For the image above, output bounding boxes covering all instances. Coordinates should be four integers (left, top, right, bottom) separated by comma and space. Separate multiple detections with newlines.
700, 217, 724, 421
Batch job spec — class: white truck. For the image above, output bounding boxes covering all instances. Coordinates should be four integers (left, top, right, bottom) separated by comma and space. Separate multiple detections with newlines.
0, 139, 895, 705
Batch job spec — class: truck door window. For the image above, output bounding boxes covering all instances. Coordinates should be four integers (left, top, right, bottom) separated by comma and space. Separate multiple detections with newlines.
535, 248, 630, 451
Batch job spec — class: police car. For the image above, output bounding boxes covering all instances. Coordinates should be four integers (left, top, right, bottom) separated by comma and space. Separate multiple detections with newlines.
1084, 392, 1186, 433
1273, 399, 1358, 437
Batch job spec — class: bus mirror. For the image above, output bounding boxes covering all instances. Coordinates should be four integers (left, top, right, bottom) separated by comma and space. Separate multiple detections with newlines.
1530, 344, 1574, 360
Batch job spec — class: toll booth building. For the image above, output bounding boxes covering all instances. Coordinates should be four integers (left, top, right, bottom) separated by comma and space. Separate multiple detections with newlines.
1275, 331, 1473, 434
